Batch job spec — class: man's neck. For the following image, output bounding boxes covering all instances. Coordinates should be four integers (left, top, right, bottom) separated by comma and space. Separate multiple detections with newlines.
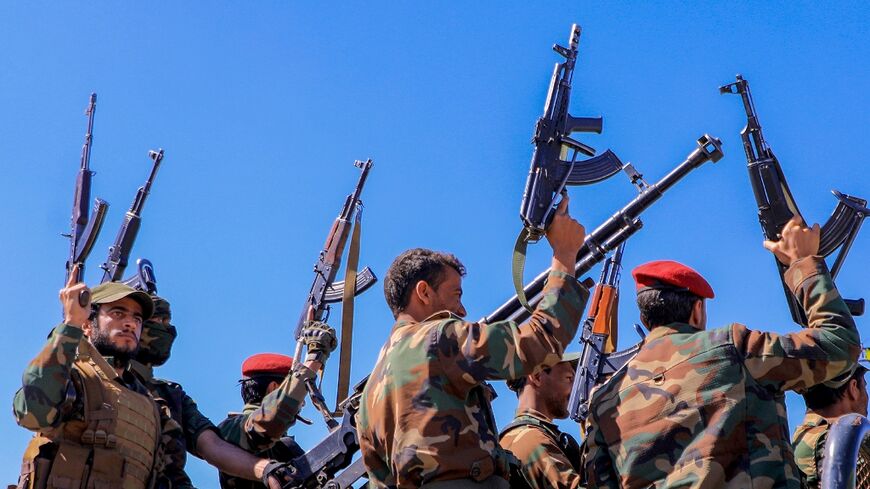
814, 404, 858, 421
396, 311, 425, 323
517, 392, 554, 422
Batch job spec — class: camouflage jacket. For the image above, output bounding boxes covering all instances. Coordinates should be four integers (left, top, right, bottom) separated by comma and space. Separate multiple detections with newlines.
217, 363, 313, 453
584, 256, 860, 489
131, 361, 217, 489
13, 323, 153, 430
500, 408, 584, 489
792, 412, 828, 488
357, 270, 587, 488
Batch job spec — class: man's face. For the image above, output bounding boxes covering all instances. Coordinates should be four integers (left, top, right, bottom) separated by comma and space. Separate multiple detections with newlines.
428, 267, 467, 318
86, 297, 144, 360
538, 361, 576, 420
856, 372, 868, 417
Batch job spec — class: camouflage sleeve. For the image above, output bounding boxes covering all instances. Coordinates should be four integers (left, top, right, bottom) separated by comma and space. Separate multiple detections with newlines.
180, 390, 217, 456
13, 323, 83, 430
793, 426, 826, 488
441, 270, 587, 385
734, 256, 861, 391
583, 423, 618, 489
504, 427, 583, 489
223, 364, 315, 453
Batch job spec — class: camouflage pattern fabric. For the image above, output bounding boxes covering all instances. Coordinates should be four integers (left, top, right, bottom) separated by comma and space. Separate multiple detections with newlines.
131, 361, 217, 489
13, 323, 155, 429
500, 408, 584, 489
357, 270, 587, 488
584, 256, 861, 489
217, 363, 315, 488
792, 412, 827, 488
792, 412, 870, 489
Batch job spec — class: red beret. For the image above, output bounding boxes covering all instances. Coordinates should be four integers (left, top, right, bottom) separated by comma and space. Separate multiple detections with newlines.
632, 260, 714, 299
241, 353, 294, 377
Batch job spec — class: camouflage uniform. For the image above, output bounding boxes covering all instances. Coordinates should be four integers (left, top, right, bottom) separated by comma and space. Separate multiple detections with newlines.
792, 411, 870, 488
584, 256, 861, 489
357, 269, 587, 488
131, 361, 217, 489
500, 408, 584, 489
217, 363, 316, 488
13, 323, 167, 488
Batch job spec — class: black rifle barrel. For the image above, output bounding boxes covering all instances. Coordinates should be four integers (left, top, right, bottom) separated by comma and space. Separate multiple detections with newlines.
488, 135, 724, 324
100, 149, 164, 283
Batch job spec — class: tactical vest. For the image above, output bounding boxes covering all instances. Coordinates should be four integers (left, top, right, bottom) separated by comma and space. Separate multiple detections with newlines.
17, 339, 163, 489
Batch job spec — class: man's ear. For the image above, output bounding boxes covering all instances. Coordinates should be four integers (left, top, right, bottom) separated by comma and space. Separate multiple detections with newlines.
847, 378, 861, 402
414, 280, 431, 306
82, 318, 94, 337
528, 371, 544, 388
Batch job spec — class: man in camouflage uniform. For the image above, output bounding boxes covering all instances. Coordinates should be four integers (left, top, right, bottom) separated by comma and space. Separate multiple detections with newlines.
500, 351, 584, 489
218, 323, 337, 489
584, 217, 862, 489
131, 294, 297, 488
13, 277, 164, 489
357, 198, 589, 489
792, 362, 869, 488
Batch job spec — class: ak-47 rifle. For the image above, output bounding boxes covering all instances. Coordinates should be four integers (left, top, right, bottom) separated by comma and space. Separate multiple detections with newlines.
100, 149, 164, 283
293, 159, 378, 428
279, 136, 725, 489
567, 243, 625, 425
65, 93, 109, 305
514, 23, 624, 310
720, 74, 867, 325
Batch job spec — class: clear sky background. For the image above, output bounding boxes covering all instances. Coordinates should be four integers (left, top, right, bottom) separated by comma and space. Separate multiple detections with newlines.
1, 2, 867, 486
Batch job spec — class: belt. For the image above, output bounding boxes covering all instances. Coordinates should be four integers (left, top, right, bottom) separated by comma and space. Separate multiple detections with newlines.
419, 476, 510, 489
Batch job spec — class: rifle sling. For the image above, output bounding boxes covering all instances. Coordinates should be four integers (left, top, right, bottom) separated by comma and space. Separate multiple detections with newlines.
335, 211, 362, 413
511, 230, 535, 314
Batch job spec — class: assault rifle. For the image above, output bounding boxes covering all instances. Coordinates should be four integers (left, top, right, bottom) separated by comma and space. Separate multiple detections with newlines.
494, 134, 724, 324
720, 74, 867, 325
515, 23, 624, 309
293, 160, 378, 428
64, 93, 108, 305
100, 149, 164, 283
283, 136, 725, 489
520, 23, 623, 239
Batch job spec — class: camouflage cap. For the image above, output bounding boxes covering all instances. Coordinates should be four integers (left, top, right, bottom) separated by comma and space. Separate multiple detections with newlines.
507, 351, 581, 392
820, 361, 868, 389
90, 282, 155, 320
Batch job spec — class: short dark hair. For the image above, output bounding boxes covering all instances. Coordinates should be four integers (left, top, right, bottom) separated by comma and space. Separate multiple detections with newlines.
240, 374, 285, 405
803, 367, 867, 410
636, 288, 700, 328
384, 248, 466, 317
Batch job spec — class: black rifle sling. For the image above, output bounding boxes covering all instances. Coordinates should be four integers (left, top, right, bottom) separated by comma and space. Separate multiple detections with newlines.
334, 210, 362, 413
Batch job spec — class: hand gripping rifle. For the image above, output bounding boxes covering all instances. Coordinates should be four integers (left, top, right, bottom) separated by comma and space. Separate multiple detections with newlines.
64, 93, 109, 306
720, 75, 867, 325
514, 24, 625, 311
282, 136, 725, 489
100, 149, 164, 283
293, 160, 377, 428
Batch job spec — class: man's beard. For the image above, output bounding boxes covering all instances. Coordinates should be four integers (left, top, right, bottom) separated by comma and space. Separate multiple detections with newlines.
90, 327, 139, 365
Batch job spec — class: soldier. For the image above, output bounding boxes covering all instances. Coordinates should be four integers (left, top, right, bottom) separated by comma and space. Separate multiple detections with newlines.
217, 322, 337, 489
792, 363, 869, 488
357, 197, 589, 489
131, 294, 299, 488
13, 276, 164, 488
500, 351, 584, 489
583, 217, 861, 488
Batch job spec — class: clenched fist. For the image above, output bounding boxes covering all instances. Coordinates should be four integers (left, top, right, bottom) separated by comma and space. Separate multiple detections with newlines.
301, 321, 337, 363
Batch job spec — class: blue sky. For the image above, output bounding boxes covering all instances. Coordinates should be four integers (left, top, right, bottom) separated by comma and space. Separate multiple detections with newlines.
1, 2, 867, 485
